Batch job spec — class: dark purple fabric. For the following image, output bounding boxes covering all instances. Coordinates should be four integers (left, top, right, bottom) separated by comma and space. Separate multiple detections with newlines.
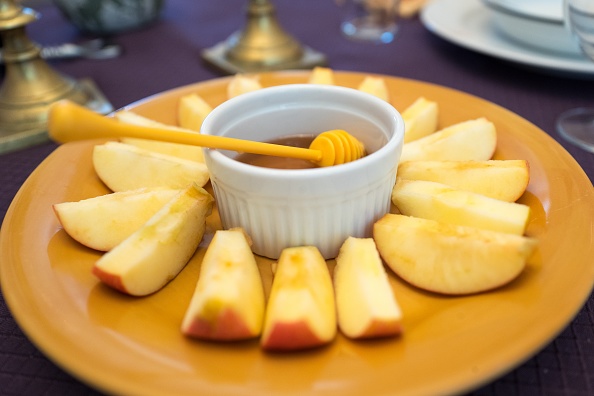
1, 1, 593, 395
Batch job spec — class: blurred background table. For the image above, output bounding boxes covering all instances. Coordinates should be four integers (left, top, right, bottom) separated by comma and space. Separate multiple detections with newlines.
1, 0, 593, 395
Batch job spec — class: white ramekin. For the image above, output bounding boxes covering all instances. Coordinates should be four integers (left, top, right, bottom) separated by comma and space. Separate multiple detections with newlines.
201, 84, 404, 259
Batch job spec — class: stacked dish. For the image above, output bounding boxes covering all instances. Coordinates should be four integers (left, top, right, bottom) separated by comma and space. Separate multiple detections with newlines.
421, 0, 594, 78
483, 0, 580, 55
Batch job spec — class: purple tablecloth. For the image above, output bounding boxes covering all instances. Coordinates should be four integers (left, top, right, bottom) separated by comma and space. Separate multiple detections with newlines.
1, 1, 593, 395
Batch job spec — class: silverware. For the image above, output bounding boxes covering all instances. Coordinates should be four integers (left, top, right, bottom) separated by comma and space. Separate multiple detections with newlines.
0, 38, 122, 63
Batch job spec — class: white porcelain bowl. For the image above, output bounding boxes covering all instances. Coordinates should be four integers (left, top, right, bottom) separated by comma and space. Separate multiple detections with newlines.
483, 0, 581, 56
201, 84, 404, 259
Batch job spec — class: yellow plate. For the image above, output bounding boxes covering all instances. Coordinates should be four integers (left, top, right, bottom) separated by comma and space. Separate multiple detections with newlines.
2, 71, 593, 396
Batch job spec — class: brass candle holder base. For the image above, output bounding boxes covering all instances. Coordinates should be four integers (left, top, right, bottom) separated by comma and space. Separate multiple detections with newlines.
202, 40, 327, 74
0, 0, 113, 155
0, 78, 112, 154
202, 0, 327, 74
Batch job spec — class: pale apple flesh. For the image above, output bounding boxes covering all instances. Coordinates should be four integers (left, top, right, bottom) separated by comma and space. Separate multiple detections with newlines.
227, 74, 262, 99
92, 184, 214, 296
391, 179, 530, 235
334, 237, 403, 339
53, 187, 179, 251
177, 93, 213, 132
93, 141, 209, 192
261, 246, 337, 351
373, 214, 538, 295
357, 76, 390, 102
181, 228, 265, 340
397, 160, 530, 202
400, 118, 497, 162
308, 66, 335, 85
120, 137, 205, 163
116, 110, 206, 163
115, 109, 175, 129
401, 97, 438, 143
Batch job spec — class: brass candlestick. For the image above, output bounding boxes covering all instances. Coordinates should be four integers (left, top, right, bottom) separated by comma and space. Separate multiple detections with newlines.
0, 0, 112, 154
202, 0, 327, 74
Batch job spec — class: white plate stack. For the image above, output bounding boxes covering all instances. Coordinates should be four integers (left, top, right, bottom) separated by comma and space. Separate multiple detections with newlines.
483, 0, 580, 56
420, 0, 594, 78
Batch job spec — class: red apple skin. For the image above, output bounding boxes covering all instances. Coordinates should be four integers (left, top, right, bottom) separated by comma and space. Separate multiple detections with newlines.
262, 321, 325, 351
260, 246, 336, 351
92, 267, 128, 294
183, 309, 254, 341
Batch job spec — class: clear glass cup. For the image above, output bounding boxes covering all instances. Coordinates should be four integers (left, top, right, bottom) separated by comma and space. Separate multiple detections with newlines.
556, 0, 594, 153
338, 0, 401, 44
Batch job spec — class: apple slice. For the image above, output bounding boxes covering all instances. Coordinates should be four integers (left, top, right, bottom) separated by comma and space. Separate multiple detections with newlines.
227, 73, 262, 99
53, 187, 179, 251
373, 214, 538, 295
400, 0, 429, 18
177, 93, 213, 132
181, 228, 265, 340
397, 160, 530, 202
92, 184, 214, 296
115, 110, 205, 163
115, 109, 175, 129
308, 66, 335, 85
93, 142, 209, 192
261, 246, 336, 351
401, 97, 438, 143
392, 179, 530, 235
400, 118, 497, 162
334, 237, 403, 339
358, 76, 389, 101
120, 137, 205, 163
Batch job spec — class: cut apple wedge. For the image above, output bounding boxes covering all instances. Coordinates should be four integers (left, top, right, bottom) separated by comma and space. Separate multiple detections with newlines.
93, 142, 209, 192
401, 97, 438, 143
120, 137, 205, 163
115, 110, 205, 163
115, 109, 175, 129
227, 73, 262, 99
392, 179, 530, 235
373, 214, 538, 295
357, 76, 389, 102
92, 184, 214, 296
181, 228, 265, 340
261, 246, 336, 351
400, 0, 429, 18
178, 93, 213, 132
397, 160, 530, 202
400, 118, 497, 162
334, 237, 403, 339
53, 187, 179, 251
308, 66, 335, 85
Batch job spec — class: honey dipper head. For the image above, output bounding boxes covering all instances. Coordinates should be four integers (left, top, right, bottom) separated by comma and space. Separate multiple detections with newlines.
309, 129, 367, 167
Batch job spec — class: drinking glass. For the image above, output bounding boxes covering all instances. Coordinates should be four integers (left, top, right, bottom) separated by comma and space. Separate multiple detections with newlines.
337, 0, 401, 44
556, 0, 594, 153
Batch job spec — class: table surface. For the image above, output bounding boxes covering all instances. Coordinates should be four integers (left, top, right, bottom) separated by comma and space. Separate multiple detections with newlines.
1, 1, 593, 395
